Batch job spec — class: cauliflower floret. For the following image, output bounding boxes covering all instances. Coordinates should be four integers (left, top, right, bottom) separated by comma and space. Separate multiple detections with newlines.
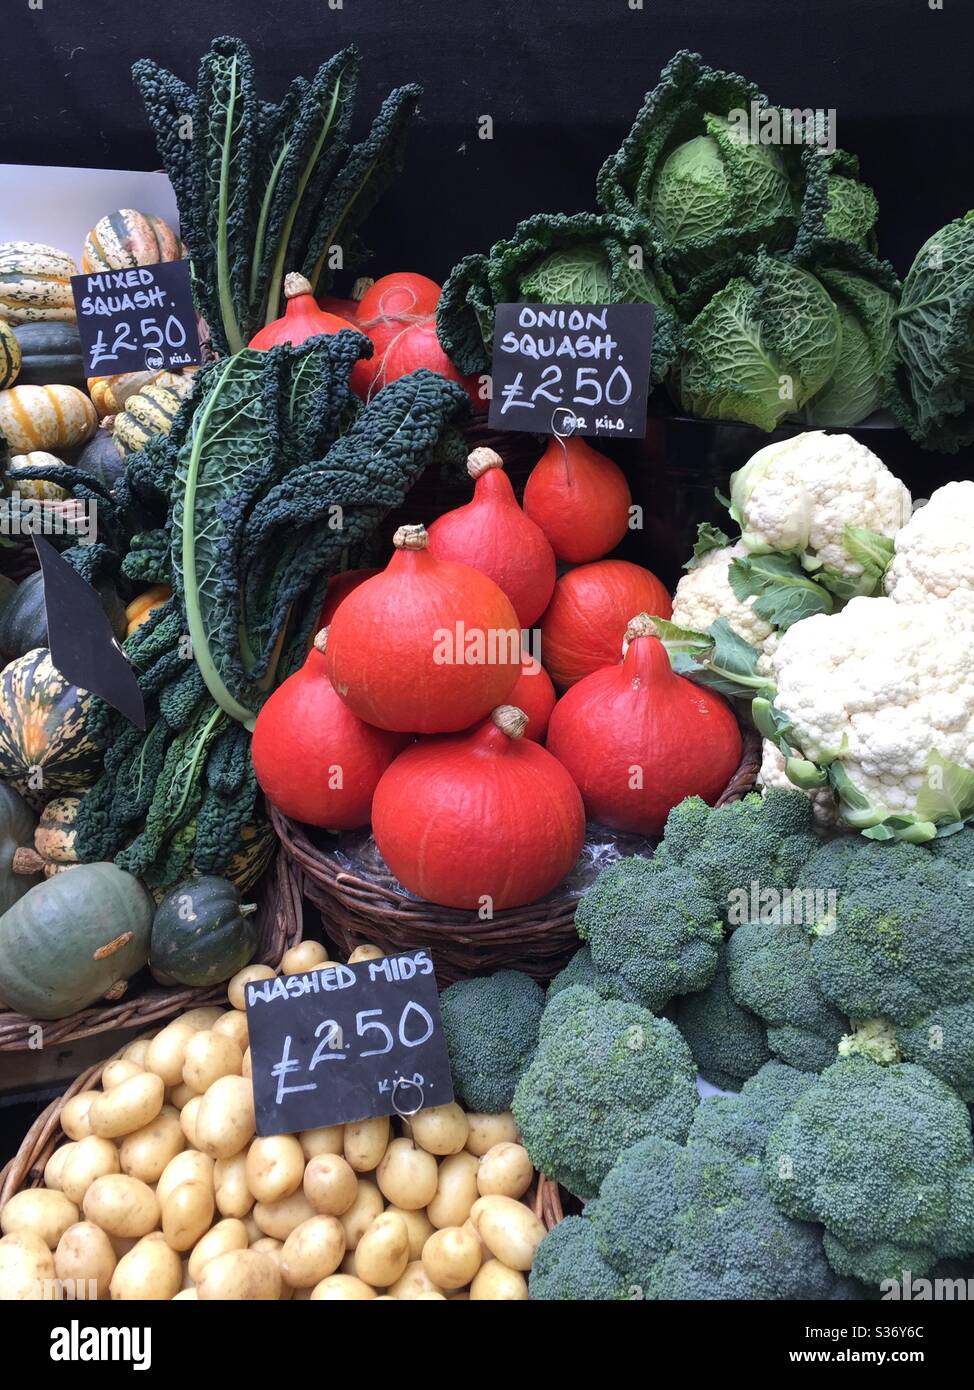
886, 481, 974, 611
671, 542, 779, 675
770, 596, 974, 824
757, 739, 844, 831
730, 431, 912, 582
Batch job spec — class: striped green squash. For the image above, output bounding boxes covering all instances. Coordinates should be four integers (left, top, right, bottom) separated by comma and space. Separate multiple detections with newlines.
0, 243, 78, 324
0, 648, 102, 806
0, 319, 20, 389
113, 380, 193, 456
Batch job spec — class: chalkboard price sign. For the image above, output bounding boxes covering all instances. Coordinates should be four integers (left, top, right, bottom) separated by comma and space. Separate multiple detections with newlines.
245, 948, 454, 1137
70, 259, 202, 376
488, 301, 654, 439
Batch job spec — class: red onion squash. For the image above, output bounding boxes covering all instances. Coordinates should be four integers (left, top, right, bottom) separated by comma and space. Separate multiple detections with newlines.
509, 654, 556, 741
316, 275, 375, 321
252, 630, 408, 829
249, 273, 357, 349
372, 705, 585, 909
541, 559, 672, 689
326, 524, 521, 733
523, 436, 632, 563
350, 315, 479, 406
427, 448, 556, 627
356, 272, 441, 322
546, 614, 742, 836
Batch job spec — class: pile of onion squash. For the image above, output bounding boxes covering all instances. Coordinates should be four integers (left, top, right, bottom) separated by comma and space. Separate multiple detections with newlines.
252, 440, 743, 910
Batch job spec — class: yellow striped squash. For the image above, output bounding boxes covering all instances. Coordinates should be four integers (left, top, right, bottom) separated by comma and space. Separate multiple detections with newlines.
7, 452, 68, 501
88, 367, 192, 418
0, 384, 97, 453
112, 379, 194, 456
0, 242, 78, 324
0, 319, 21, 389
82, 210, 183, 273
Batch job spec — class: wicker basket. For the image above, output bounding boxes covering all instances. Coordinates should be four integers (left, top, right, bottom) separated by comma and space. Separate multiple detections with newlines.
272, 729, 762, 987
0, 1052, 565, 1239
0, 848, 303, 1052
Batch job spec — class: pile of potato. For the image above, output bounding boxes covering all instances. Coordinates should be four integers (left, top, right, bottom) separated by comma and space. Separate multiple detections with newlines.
0, 941, 548, 1300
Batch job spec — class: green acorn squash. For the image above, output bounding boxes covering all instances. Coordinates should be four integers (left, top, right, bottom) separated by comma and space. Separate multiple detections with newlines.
75, 429, 126, 493
0, 648, 103, 805
11, 322, 86, 390
150, 876, 259, 987
0, 862, 152, 1018
0, 783, 42, 912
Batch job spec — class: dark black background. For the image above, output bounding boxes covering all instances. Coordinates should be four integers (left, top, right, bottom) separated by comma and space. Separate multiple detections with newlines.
3, 0, 972, 281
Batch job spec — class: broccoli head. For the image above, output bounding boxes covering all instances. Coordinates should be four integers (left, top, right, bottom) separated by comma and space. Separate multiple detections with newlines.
574, 856, 723, 1012
727, 919, 848, 1071
438, 969, 544, 1113
766, 1055, 974, 1284
689, 1060, 819, 1161
546, 945, 601, 1003
528, 1216, 633, 1301
657, 790, 818, 923
590, 1132, 844, 1301
896, 1003, 974, 1103
512, 986, 698, 1198
675, 941, 771, 1091
806, 839, 974, 1027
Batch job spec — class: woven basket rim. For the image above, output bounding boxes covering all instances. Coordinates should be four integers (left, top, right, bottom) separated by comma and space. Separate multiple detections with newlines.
0, 849, 303, 1051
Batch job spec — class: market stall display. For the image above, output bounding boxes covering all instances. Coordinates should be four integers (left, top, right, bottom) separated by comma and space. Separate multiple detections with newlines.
0, 28, 972, 1309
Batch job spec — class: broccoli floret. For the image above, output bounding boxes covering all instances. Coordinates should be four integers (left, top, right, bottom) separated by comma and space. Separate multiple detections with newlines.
689, 1060, 819, 1161
657, 790, 818, 923
528, 1216, 633, 1301
574, 856, 723, 1011
512, 986, 698, 1198
807, 839, 974, 1027
897, 1003, 974, 1102
590, 1132, 844, 1300
927, 826, 974, 873
439, 970, 544, 1113
546, 945, 600, 1004
727, 920, 848, 1071
675, 941, 771, 1090
765, 1056, 974, 1284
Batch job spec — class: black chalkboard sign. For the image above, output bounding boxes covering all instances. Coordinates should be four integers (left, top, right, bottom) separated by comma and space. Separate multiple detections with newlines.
488, 301, 654, 439
32, 535, 146, 729
70, 259, 202, 376
245, 948, 454, 1137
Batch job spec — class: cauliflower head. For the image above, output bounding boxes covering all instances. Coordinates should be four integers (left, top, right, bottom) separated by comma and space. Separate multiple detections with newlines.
885, 481, 974, 613
769, 596, 974, 832
730, 431, 912, 586
671, 541, 780, 674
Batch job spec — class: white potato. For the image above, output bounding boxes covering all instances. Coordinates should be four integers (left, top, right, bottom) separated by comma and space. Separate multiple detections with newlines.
119, 1110, 185, 1184
196, 1248, 281, 1300
102, 1059, 143, 1090
346, 945, 384, 964
83, 1176, 159, 1240
161, 1180, 215, 1252
387, 1259, 443, 1300
122, 1039, 151, 1066
376, 1138, 438, 1211
88, 1072, 165, 1140
280, 1216, 345, 1288
280, 941, 330, 975
422, 1226, 482, 1290
187, 1218, 249, 1284
477, 1143, 534, 1199
60, 1091, 101, 1141
299, 1125, 343, 1160
182, 1030, 243, 1093
338, 1180, 383, 1251
42, 1142, 77, 1193
213, 1152, 253, 1219
245, 1135, 304, 1204
0, 1231, 55, 1299
427, 1151, 479, 1229
344, 1116, 389, 1173
465, 1111, 518, 1157
310, 1273, 376, 1300
470, 1257, 528, 1300
144, 1023, 196, 1088
228, 965, 275, 1011
386, 1205, 435, 1262
178, 1007, 225, 1030
469, 1195, 545, 1271
194, 1075, 255, 1160
54, 1221, 116, 1299
212, 1011, 248, 1051
179, 1096, 202, 1149
354, 1211, 409, 1287
110, 1235, 181, 1300
61, 1136, 121, 1205
409, 1104, 468, 1156
157, 1149, 214, 1206
303, 1153, 357, 1216
0, 1189, 79, 1249
252, 1190, 315, 1242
